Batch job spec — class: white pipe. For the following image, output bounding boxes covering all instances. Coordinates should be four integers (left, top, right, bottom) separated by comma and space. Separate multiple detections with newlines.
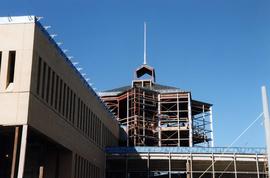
261, 86, 270, 178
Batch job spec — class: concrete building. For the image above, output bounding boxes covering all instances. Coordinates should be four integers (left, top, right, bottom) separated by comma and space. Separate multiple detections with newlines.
0, 15, 268, 178
0, 16, 119, 178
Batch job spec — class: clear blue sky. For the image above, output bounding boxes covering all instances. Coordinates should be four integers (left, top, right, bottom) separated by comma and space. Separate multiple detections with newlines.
1, 0, 270, 147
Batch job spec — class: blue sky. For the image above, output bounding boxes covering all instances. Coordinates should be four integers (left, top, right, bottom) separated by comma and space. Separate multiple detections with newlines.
1, 0, 270, 147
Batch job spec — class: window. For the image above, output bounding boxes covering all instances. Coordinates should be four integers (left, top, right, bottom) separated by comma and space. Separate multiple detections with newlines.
62, 83, 66, 116
41, 62, 47, 99
72, 93, 76, 124
46, 67, 51, 103
77, 98, 81, 128
0, 52, 2, 81
7, 51, 16, 86
54, 75, 59, 110
36, 57, 42, 94
50, 71, 55, 106
66, 87, 70, 119
58, 79, 63, 113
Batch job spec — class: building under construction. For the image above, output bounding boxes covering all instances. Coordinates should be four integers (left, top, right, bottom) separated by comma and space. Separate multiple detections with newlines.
100, 62, 269, 178
99, 64, 213, 148
99, 24, 269, 177
0, 16, 268, 178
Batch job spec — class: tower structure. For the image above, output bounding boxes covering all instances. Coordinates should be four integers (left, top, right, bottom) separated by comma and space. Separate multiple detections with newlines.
99, 24, 213, 147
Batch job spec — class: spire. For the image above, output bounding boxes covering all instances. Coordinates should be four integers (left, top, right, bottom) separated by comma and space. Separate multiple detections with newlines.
143, 22, 147, 65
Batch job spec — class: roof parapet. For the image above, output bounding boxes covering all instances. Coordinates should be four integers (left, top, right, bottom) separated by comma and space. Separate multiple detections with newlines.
0, 15, 36, 24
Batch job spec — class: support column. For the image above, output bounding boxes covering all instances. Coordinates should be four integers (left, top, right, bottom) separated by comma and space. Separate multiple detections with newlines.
256, 154, 260, 178
10, 127, 19, 178
158, 94, 161, 147
188, 93, 193, 147
212, 153, 215, 178
261, 86, 270, 178
169, 152, 171, 178
190, 153, 193, 178
177, 93, 180, 147
143, 91, 146, 145
125, 156, 128, 178
17, 125, 28, 178
147, 152, 150, 178
233, 154, 237, 178
186, 160, 191, 178
210, 106, 214, 147
127, 92, 129, 147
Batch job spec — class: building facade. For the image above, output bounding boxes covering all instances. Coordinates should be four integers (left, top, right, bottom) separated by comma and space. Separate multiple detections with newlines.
0, 16, 119, 178
0, 15, 268, 178
100, 63, 213, 147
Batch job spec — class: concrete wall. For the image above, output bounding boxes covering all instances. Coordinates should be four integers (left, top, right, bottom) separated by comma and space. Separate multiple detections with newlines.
0, 22, 34, 125
0, 18, 119, 178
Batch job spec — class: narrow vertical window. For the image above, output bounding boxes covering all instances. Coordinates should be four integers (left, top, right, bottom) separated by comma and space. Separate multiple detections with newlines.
72, 94, 76, 124
66, 87, 70, 119
62, 83, 66, 117
77, 98, 81, 128
68, 89, 73, 122
46, 67, 51, 103
58, 79, 63, 113
0, 52, 2, 81
7, 51, 16, 86
50, 71, 55, 106
36, 57, 42, 95
41, 62, 47, 99
54, 75, 59, 110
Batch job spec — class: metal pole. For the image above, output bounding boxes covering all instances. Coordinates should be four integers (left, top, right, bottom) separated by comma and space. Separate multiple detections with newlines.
212, 153, 215, 178
18, 125, 28, 178
261, 86, 270, 178
256, 154, 260, 178
169, 152, 171, 178
158, 94, 161, 147
147, 152, 150, 178
10, 127, 19, 178
177, 93, 180, 147
210, 107, 214, 147
190, 153, 193, 178
127, 92, 129, 147
188, 93, 193, 147
233, 154, 237, 178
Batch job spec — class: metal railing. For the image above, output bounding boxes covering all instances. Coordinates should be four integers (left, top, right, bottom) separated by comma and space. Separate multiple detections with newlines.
106, 146, 266, 154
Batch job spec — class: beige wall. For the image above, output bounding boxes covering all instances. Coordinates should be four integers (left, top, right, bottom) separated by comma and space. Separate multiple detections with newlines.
0, 23, 35, 125
0, 20, 119, 178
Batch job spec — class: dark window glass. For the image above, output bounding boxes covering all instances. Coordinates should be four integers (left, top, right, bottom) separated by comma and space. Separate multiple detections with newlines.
77, 98, 81, 128
66, 87, 70, 119
54, 75, 59, 110
62, 83, 66, 116
46, 67, 51, 103
36, 57, 42, 94
50, 71, 55, 106
0, 52, 2, 82
72, 94, 76, 124
41, 62, 47, 99
58, 79, 63, 112
7, 51, 16, 85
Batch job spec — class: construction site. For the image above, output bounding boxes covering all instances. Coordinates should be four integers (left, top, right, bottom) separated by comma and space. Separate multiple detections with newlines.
0, 16, 269, 178
99, 24, 270, 178
100, 62, 269, 178
99, 64, 213, 148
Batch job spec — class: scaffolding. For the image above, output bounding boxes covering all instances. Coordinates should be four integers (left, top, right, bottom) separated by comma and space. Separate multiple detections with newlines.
106, 147, 268, 178
101, 81, 213, 147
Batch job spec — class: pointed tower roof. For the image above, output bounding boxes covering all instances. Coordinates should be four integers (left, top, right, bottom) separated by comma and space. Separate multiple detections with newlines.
134, 22, 156, 82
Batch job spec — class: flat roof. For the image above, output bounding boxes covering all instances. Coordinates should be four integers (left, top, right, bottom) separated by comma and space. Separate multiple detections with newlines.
0, 15, 36, 24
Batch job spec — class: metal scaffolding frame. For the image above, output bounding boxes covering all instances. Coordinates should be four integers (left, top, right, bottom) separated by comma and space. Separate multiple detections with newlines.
101, 80, 214, 147
106, 147, 268, 178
